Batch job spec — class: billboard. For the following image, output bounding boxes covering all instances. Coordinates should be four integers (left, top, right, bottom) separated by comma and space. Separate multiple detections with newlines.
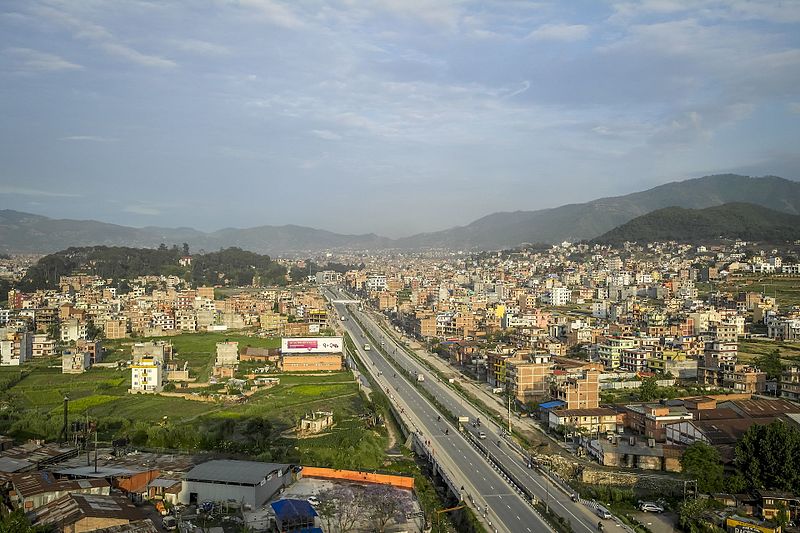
281, 337, 343, 354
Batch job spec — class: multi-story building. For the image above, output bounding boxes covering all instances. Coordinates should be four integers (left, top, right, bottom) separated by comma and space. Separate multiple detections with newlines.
626, 403, 693, 442
31, 334, 56, 358
60, 318, 87, 343
598, 336, 636, 370
552, 369, 600, 410
130, 355, 164, 393
647, 350, 698, 379
103, 318, 128, 339
0, 331, 32, 366
620, 348, 650, 373
76, 339, 102, 365
781, 366, 800, 401
506, 354, 552, 404
62, 349, 91, 374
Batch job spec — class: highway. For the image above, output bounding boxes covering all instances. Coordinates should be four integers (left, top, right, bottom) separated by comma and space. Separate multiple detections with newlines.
326, 288, 608, 533
327, 289, 553, 533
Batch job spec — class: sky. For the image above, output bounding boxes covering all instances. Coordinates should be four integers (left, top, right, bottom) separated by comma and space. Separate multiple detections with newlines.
1, 0, 799, 238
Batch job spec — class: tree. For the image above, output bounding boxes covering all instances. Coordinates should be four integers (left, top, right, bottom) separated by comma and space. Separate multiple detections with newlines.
0, 509, 51, 532
736, 420, 800, 493
316, 486, 361, 532
681, 442, 723, 493
755, 349, 783, 381
85, 319, 103, 341
362, 485, 410, 532
638, 375, 659, 401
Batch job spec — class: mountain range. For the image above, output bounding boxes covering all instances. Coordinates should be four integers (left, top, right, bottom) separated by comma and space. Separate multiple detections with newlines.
593, 203, 800, 244
1, 174, 798, 254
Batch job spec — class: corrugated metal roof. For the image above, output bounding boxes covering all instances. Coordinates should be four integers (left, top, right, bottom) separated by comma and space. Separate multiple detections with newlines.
185, 460, 288, 486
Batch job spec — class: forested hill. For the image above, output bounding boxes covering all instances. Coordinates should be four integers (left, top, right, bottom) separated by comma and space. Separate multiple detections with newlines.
16, 246, 289, 291
592, 203, 800, 244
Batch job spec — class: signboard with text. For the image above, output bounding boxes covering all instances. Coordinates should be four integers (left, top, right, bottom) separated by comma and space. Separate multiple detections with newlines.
281, 337, 343, 354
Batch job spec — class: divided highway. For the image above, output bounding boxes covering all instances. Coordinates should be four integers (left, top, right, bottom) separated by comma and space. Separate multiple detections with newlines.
328, 290, 553, 533
327, 289, 609, 533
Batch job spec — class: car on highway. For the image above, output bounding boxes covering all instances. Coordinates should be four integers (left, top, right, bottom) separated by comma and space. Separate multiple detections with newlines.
639, 502, 664, 513
478, 431, 487, 439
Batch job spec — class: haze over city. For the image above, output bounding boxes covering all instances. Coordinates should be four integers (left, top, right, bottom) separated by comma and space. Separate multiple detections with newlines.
1, 0, 799, 237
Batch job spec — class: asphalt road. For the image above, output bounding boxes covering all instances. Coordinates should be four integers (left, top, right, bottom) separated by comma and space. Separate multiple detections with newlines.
328, 288, 610, 533
329, 291, 553, 533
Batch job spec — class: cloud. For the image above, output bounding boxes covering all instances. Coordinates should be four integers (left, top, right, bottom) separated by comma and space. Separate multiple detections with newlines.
60, 135, 118, 142
0, 185, 81, 198
170, 38, 230, 56
4, 47, 83, 72
311, 129, 342, 141
236, 0, 307, 29
527, 23, 589, 42
29, 4, 175, 68
123, 205, 160, 216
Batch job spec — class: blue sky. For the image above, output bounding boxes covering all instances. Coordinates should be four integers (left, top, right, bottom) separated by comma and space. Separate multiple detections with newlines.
1, 0, 799, 237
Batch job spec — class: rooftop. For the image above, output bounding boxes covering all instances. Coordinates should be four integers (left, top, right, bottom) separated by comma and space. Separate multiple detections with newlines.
185, 460, 289, 486
30, 492, 145, 528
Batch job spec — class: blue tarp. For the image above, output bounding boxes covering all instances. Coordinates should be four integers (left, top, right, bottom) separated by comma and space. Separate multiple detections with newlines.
538, 400, 566, 410
271, 499, 319, 521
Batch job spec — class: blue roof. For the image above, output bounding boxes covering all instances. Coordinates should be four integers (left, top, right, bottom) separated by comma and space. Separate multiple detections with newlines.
271, 499, 319, 521
539, 400, 566, 410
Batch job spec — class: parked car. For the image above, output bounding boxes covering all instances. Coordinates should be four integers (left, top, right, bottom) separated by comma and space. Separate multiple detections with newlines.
639, 502, 664, 513
307, 496, 320, 507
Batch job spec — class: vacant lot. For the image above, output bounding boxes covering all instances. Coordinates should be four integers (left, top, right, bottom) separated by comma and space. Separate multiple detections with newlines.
718, 275, 800, 309
739, 338, 800, 364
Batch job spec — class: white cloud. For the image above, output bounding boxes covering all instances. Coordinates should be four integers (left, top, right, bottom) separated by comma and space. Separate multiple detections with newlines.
311, 129, 342, 141
4, 47, 82, 72
527, 23, 589, 42
235, 0, 307, 29
170, 38, 230, 56
60, 135, 117, 142
0, 185, 81, 197
29, 4, 175, 68
123, 205, 160, 215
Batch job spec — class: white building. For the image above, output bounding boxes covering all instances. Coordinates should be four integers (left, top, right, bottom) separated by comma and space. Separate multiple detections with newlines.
0, 331, 32, 366
549, 286, 571, 307
365, 274, 387, 292
130, 355, 164, 393
60, 318, 87, 343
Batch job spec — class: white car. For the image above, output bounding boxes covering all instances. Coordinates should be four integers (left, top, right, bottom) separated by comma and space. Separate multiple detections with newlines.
307, 496, 320, 507
639, 502, 664, 513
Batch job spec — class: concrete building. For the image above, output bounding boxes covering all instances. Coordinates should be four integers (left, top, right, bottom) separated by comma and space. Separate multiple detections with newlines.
598, 337, 636, 370
215, 341, 239, 366
0, 330, 32, 366
62, 350, 91, 374
506, 354, 552, 404
781, 366, 800, 401
130, 355, 164, 393
179, 460, 291, 508
104, 318, 128, 339
60, 317, 87, 343
552, 369, 600, 410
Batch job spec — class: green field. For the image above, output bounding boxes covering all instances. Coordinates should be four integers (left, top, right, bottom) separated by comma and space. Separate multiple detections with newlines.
0, 331, 388, 470
717, 275, 800, 309
738, 338, 800, 365
103, 331, 281, 380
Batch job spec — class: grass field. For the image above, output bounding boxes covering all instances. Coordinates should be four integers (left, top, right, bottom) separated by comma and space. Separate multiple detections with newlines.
103, 331, 281, 380
738, 338, 800, 364
717, 275, 800, 309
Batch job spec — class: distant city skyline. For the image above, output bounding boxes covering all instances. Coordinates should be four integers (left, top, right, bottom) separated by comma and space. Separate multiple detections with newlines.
1, 1, 799, 237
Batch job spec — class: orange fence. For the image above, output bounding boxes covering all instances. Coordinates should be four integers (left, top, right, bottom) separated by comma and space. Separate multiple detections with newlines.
301, 466, 414, 490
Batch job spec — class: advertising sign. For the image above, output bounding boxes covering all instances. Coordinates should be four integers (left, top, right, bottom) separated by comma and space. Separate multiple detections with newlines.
281, 337, 343, 354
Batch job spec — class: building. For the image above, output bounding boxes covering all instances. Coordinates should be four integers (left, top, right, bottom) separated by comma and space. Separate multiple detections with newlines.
552, 369, 600, 410
31, 334, 56, 358
598, 337, 636, 370
76, 339, 102, 365
626, 403, 693, 442
781, 366, 800, 401
280, 354, 342, 372
272, 499, 319, 533
130, 355, 164, 393
548, 407, 618, 436
104, 318, 129, 339
29, 492, 151, 533
506, 354, 552, 404
299, 412, 334, 434
61, 317, 87, 343
10, 471, 109, 511
179, 460, 291, 508
0, 330, 32, 366
62, 349, 91, 374
647, 350, 698, 379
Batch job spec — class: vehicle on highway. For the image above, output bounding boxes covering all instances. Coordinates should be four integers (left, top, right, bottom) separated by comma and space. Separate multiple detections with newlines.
595, 505, 612, 519
417, 374, 425, 382
364, 344, 371, 351
478, 431, 487, 439
639, 502, 664, 513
